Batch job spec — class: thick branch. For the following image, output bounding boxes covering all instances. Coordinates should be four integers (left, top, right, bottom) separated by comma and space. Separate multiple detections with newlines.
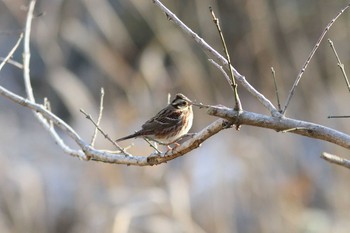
206, 105, 350, 150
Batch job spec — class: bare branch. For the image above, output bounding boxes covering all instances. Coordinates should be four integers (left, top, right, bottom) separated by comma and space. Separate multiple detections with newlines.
204, 104, 350, 150
282, 3, 350, 115
80, 108, 132, 157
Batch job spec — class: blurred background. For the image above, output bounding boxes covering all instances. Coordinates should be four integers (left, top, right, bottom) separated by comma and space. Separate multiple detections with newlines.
1, 0, 350, 232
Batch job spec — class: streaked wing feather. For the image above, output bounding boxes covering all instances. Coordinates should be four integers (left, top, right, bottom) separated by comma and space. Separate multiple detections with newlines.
141, 108, 181, 131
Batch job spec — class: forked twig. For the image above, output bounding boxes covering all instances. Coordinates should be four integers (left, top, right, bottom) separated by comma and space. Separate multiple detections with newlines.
80, 109, 132, 157
90, 87, 105, 146
282, 3, 350, 115
209, 7, 242, 112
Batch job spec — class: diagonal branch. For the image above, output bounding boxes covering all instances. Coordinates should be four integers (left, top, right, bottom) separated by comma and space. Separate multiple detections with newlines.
282, 3, 350, 115
209, 7, 242, 112
0, 33, 23, 71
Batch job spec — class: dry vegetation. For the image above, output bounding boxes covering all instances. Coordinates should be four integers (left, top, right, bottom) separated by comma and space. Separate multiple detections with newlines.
1, 0, 350, 232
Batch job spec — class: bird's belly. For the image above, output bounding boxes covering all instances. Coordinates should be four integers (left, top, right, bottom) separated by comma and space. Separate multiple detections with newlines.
151, 111, 193, 145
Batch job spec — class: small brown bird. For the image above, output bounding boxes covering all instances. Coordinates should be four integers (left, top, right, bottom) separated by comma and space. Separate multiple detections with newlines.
116, 93, 193, 147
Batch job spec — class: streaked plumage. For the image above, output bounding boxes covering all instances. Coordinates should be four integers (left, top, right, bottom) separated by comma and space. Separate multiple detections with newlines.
116, 93, 193, 145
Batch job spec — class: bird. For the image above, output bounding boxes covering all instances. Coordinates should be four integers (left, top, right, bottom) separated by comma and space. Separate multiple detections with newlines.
116, 93, 194, 148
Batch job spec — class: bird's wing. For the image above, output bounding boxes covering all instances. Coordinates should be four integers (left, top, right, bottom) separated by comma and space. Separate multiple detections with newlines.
141, 108, 181, 132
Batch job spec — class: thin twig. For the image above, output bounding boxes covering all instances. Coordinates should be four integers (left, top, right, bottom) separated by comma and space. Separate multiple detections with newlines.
0, 58, 23, 69
328, 39, 350, 92
208, 59, 231, 85
209, 7, 242, 112
321, 152, 350, 169
281, 127, 308, 133
0, 33, 23, 71
90, 87, 105, 146
328, 115, 350, 118
80, 109, 132, 157
143, 138, 162, 154
44, 97, 54, 128
282, 3, 350, 115
271, 67, 281, 112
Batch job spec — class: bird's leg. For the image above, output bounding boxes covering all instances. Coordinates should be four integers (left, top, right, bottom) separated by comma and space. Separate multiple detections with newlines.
163, 142, 181, 156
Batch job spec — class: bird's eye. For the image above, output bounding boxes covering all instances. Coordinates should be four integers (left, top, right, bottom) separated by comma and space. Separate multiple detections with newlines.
172, 100, 187, 108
